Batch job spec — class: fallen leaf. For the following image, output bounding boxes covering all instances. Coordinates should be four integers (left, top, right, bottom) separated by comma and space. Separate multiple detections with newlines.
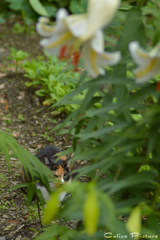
5, 102, 8, 111
9, 220, 19, 224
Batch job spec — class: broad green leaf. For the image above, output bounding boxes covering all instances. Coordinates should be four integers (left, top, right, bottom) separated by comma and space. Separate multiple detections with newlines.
35, 224, 66, 240
126, 206, 141, 238
43, 192, 59, 224
83, 184, 99, 236
117, 8, 146, 54
27, 181, 36, 208
8, 182, 30, 191
29, 0, 49, 16
70, 0, 87, 14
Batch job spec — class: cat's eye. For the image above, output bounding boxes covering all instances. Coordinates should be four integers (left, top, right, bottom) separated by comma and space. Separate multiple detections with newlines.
54, 175, 58, 178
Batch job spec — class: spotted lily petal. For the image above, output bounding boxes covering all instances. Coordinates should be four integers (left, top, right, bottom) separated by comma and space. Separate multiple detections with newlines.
82, 30, 121, 78
81, 0, 121, 41
129, 41, 160, 83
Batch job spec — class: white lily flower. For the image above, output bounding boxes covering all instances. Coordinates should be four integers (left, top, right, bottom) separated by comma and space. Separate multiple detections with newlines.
129, 41, 160, 83
36, 8, 87, 57
82, 30, 121, 78
80, 0, 121, 41
36, 0, 121, 77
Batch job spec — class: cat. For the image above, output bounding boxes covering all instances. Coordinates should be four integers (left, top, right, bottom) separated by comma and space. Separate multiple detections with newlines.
20, 145, 73, 202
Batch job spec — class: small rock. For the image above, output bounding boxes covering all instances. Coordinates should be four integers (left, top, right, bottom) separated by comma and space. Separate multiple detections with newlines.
15, 235, 22, 240
28, 148, 35, 154
3, 215, 9, 218
21, 238, 29, 240
32, 232, 39, 239
10, 207, 16, 211
12, 181, 19, 186
10, 158, 17, 161
0, 237, 5, 240
22, 210, 28, 216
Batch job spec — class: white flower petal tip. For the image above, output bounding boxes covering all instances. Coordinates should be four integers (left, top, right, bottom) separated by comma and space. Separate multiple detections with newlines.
36, 17, 55, 37
102, 51, 121, 66
83, 42, 121, 78
38, 16, 50, 24
56, 8, 68, 20
65, 14, 87, 38
129, 41, 160, 83
80, 0, 121, 41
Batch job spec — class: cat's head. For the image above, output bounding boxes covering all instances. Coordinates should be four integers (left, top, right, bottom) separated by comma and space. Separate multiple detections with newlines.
43, 155, 71, 183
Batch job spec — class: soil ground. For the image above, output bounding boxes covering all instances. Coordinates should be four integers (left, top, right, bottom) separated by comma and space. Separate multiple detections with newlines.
0, 20, 74, 240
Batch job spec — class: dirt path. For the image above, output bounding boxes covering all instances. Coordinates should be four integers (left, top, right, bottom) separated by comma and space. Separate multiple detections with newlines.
0, 21, 73, 240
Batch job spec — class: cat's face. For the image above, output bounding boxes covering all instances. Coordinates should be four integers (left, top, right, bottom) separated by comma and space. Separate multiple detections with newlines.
44, 156, 71, 183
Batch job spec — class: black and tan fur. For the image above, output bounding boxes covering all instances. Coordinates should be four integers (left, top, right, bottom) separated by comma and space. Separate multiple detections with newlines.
20, 145, 71, 184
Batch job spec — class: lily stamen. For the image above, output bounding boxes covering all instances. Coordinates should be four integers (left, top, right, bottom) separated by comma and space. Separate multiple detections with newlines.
58, 45, 67, 59
72, 51, 81, 71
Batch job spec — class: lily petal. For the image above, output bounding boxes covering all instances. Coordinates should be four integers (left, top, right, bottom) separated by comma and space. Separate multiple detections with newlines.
129, 41, 160, 83
40, 31, 74, 55
36, 17, 55, 37
83, 42, 105, 78
65, 14, 87, 38
56, 8, 68, 29
82, 30, 121, 78
81, 0, 121, 41
129, 41, 150, 66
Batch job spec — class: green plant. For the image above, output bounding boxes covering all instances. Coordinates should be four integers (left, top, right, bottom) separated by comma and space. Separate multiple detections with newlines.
22, 55, 87, 114
0, 200, 10, 212
0, 0, 86, 24
18, 114, 25, 122
2, 114, 12, 125
7, 47, 30, 73
33, 1, 160, 239
28, 203, 43, 220
11, 22, 25, 34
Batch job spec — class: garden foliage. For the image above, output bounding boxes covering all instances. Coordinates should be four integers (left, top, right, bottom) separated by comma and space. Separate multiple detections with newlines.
0, 0, 87, 24
22, 55, 84, 114
1, 0, 160, 240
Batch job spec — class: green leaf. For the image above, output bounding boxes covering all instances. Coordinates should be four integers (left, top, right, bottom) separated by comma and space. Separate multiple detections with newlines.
126, 206, 141, 237
0, 14, 6, 23
43, 192, 59, 224
29, 0, 49, 16
35, 224, 66, 240
8, 182, 30, 191
27, 182, 36, 208
117, 8, 146, 54
83, 184, 99, 236
44, 6, 57, 17
70, 0, 87, 14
